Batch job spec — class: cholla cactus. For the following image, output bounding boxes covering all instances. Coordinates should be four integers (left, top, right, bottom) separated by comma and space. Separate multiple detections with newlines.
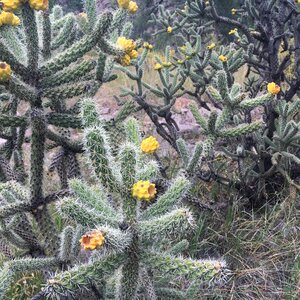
33, 98, 230, 299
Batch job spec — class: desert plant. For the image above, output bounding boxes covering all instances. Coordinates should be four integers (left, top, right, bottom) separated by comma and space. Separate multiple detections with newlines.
30, 98, 230, 299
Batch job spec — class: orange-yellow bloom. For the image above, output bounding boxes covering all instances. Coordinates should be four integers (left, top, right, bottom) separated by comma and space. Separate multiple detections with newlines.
132, 181, 157, 201
218, 55, 227, 62
141, 136, 160, 154
267, 82, 281, 95
0, 62, 11, 81
28, 0, 48, 11
80, 230, 105, 251
0, 0, 22, 11
128, 1, 138, 13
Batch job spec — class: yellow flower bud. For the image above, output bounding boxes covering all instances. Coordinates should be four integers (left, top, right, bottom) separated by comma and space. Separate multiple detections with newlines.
80, 230, 105, 251
218, 55, 227, 62
267, 82, 281, 95
132, 181, 157, 201
231, 8, 237, 15
207, 43, 216, 50
229, 28, 238, 35
143, 42, 153, 50
128, 1, 138, 13
0, 0, 22, 12
141, 136, 160, 154
117, 0, 130, 9
167, 26, 173, 33
154, 63, 162, 71
28, 0, 48, 11
0, 62, 12, 82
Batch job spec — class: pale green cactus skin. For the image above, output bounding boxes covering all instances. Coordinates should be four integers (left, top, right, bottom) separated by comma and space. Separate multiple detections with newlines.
37, 99, 230, 299
0, 1, 138, 298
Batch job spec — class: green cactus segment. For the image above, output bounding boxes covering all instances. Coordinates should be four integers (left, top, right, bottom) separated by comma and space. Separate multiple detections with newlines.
58, 226, 74, 262
239, 94, 272, 109
125, 118, 141, 146
40, 13, 112, 77
46, 113, 83, 128
51, 15, 75, 50
168, 239, 190, 256
145, 253, 227, 283
43, 81, 94, 100
41, 60, 96, 89
190, 103, 208, 131
85, 126, 121, 193
176, 138, 189, 167
142, 176, 190, 219
57, 197, 119, 227
186, 144, 203, 173
69, 179, 116, 218
221, 121, 262, 138
0, 258, 59, 299
140, 208, 195, 242
22, 3, 39, 71
120, 145, 138, 222
0, 115, 28, 127
137, 160, 159, 181
44, 254, 125, 297
81, 97, 103, 128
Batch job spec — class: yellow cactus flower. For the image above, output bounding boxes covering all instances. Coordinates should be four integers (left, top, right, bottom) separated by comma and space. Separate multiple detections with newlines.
231, 8, 237, 15
229, 28, 238, 35
218, 55, 227, 62
267, 82, 281, 95
132, 181, 157, 201
80, 230, 105, 251
117, 0, 130, 9
167, 26, 173, 33
120, 54, 131, 66
207, 43, 216, 50
128, 1, 138, 13
0, 11, 20, 26
169, 49, 176, 56
154, 63, 162, 71
162, 61, 172, 68
0, 62, 12, 81
0, 0, 22, 12
28, 0, 48, 11
129, 49, 138, 59
116, 36, 138, 65
177, 59, 184, 64
141, 136, 160, 154
143, 42, 153, 50
117, 36, 136, 52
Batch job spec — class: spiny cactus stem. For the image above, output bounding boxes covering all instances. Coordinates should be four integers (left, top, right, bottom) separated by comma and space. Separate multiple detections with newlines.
22, 3, 39, 72
30, 107, 46, 205
42, 13, 52, 60
46, 129, 84, 153
0, 190, 71, 219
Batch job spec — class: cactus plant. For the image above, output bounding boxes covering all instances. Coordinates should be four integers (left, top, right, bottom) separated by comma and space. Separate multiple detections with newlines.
32, 98, 230, 299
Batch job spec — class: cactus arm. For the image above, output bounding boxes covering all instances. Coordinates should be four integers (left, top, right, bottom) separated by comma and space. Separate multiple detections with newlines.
46, 113, 83, 129
42, 13, 52, 60
69, 179, 116, 218
22, 3, 39, 72
57, 197, 119, 227
220, 121, 262, 138
139, 208, 195, 243
142, 176, 190, 220
0, 258, 59, 299
43, 254, 125, 298
40, 13, 112, 77
144, 252, 228, 284
0, 114, 28, 127
84, 126, 121, 193
0, 41, 32, 83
